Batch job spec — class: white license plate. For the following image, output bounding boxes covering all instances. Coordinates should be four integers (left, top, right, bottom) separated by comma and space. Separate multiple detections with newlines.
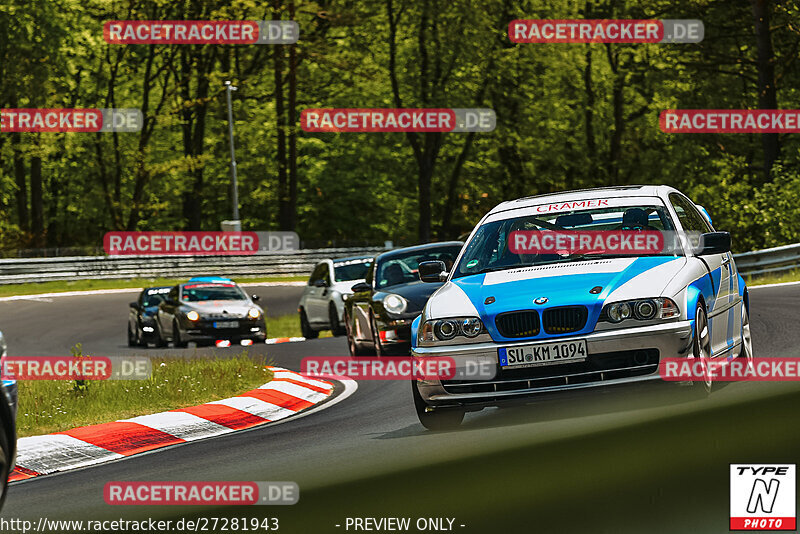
213, 321, 238, 329
499, 339, 587, 369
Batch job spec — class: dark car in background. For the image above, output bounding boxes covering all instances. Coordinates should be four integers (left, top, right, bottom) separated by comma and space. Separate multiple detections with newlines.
156, 277, 267, 347
1, 332, 17, 511
344, 242, 463, 356
128, 286, 171, 347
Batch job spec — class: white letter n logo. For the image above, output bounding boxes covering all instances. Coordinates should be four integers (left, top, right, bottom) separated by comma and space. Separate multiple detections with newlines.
747, 478, 780, 513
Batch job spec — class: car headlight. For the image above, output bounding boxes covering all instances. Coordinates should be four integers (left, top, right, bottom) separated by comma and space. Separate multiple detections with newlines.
186, 311, 200, 321
248, 308, 261, 319
601, 297, 679, 324
383, 294, 408, 314
418, 316, 487, 344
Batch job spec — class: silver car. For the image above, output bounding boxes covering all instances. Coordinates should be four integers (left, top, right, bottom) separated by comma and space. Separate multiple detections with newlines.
298, 256, 373, 338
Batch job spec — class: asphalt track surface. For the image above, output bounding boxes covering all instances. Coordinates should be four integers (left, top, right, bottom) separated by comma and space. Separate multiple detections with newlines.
1, 283, 799, 532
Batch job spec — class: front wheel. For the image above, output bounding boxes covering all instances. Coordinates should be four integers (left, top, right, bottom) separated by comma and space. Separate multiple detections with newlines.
345, 311, 371, 356
300, 310, 319, 339
329, 304, 346, 336
691, 302, 713, 395
739, 301, 754, 371
127, 324, 136, 347
412, 381, 464, 431
173, 320, 188, 348
154, 322, 167, 347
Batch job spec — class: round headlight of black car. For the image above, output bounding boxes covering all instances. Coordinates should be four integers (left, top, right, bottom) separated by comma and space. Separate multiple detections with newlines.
434, 319, 458, 340
635, 299, 657, 320
461, 317, 483, 338
383, 294, 408, 315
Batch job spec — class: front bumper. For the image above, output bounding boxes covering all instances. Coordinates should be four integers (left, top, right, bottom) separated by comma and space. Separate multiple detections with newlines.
183, 319, 267, 342
375, 317, 414, 345
412, 320, 693, 408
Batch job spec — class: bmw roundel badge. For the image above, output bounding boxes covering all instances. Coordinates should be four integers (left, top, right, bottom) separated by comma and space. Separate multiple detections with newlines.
534, 297, 548, 305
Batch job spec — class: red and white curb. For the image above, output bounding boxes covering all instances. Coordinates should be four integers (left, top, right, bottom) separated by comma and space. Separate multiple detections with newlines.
8, 366, 333, 482
265, 336, 306, 344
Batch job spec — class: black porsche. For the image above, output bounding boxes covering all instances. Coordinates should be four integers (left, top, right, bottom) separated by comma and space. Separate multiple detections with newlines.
128, 286, 172, 347
344, 241, 463, 356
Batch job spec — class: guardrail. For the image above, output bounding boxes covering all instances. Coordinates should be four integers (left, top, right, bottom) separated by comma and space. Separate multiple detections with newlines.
0, 247, 386, 285
734, 243, 800, 278
0, 243, 790, 284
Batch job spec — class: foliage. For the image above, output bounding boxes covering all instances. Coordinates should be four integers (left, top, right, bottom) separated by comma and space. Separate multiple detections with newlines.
1, 0, 800, 251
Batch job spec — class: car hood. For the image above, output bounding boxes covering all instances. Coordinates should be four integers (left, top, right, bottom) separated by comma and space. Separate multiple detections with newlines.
379, 280, 444, 313
182, 300, 256, 317
432, 256, 686, 340
332, 279, 364, 294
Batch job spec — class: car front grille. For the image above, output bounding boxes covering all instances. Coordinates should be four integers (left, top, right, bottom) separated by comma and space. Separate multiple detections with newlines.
441, 348, 659, 396
495, 310, 540, 338
204, 312, 246, 319
542, 306, 588, 334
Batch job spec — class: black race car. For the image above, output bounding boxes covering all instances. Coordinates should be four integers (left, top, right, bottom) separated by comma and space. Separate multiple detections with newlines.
344, 241, 463, 356
155, 277, 267, 347
128, 286, 172, 347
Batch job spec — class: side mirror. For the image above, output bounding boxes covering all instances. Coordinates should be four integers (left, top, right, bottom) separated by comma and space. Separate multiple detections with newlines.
313, 279, 327, 288
129, 302, 140, 310
351, 282, 371, 293
419, 260, 447, 283
251, 294, 260, 301
698, 232, 731, 255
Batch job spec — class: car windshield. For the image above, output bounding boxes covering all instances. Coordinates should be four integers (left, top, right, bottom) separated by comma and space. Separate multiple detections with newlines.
181, 283, 246, 302
142, 290, 169, 308
376, 245, 462, 289
334, 260, 372, 282
453, 204, 679, 279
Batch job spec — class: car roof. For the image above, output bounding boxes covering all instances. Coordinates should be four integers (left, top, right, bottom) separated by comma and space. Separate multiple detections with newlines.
184, 276, 235, 285
488, 185, 681, 215
332, 255, 373, 264
143, 286, 172, 292
375, 241, 464, 262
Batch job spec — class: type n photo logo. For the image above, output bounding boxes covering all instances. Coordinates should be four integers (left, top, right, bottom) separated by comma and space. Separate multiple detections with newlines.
730, 464, 796, 530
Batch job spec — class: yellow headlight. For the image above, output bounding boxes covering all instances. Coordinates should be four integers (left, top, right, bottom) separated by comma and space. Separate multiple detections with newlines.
186, 311, 200, 321
248, 308, 261, 319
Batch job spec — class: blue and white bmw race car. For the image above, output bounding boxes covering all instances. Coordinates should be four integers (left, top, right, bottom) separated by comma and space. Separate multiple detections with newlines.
410, 185, 753, 430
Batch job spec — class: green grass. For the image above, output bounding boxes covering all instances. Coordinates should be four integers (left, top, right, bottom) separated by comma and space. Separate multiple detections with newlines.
745, 268, 800, 287
17, 353, 273, 437
0, 275, 306, 298
266, 314, 332, 339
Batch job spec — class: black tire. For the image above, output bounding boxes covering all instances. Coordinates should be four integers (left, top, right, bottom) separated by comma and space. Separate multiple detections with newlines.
0, 419, 10, 510
691, 301, 713, 395
154, 320, 168, 348
345, 310, 372, 356
370, 314, 388, 357
127, 324, 136, 347
329, 304, 346, 336
411, 381, 464, 431
173, 320, 188, 348
300, 310, 319, 339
